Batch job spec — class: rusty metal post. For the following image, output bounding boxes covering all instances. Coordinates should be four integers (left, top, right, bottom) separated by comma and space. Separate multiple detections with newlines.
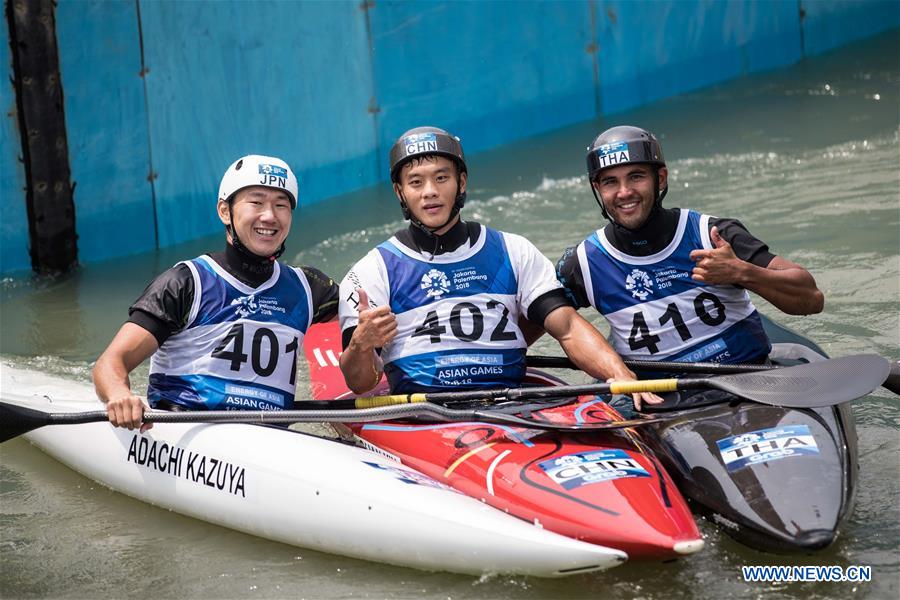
6, 0, 77, 273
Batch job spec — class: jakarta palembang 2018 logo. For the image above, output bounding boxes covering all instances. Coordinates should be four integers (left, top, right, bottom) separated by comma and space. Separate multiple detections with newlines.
231, 294, 260, 317
420, 268, 451, 299
625, 268, 654, 301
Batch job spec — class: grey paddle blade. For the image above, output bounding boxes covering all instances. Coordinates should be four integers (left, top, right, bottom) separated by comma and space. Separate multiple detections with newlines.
709, 354, 890, 407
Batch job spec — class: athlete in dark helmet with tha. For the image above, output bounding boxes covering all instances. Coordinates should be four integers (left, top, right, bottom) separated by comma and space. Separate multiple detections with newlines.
93, 155, 339, 431
557, 125, 824, 408
338, 126, 660, 408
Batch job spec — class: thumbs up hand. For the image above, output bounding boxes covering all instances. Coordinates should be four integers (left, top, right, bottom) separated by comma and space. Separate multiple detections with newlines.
689, 226, 744, 285
352, 288, 398, 351
710, 226, 728, 250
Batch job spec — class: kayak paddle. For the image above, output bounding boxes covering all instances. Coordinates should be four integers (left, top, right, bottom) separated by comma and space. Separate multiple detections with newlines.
1, 354, 888, 442
369, 354, 890, 408
527, 354, 900, 396
0, 396, 682, 443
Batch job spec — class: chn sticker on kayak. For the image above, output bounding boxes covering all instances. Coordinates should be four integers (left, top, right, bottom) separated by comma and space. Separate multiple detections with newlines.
716, 425, 819, 472
538, 450, 650, 490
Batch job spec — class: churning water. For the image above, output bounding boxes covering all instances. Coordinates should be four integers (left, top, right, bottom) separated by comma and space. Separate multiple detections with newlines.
1, 31, 898, 600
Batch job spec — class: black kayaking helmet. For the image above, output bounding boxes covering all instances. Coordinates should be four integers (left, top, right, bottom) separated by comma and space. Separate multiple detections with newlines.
389, 126, 468, 235
586, 125, 667, 224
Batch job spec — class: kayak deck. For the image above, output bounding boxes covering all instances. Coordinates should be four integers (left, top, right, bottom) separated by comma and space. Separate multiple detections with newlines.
303, 322, 704, 560
643, 400, 856, 552
352, 396, 705, 558
1, 362, 627, 577
640, 315, 859, 552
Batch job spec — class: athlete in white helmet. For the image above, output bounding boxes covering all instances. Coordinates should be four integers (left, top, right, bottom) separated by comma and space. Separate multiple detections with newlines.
557, 126, 824, 410
338, 126, 660, 408
94, 155, 339, 430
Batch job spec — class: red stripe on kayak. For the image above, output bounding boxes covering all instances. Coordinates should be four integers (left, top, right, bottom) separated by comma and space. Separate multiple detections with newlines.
302, 321, 389, 401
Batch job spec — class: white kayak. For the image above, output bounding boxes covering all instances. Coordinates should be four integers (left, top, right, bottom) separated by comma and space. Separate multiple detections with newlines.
0, 363, 626, 577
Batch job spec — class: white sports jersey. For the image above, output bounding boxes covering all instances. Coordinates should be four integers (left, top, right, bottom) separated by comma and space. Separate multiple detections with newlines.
577, 210, 770, 364
148, 255, 313, 411
339, 226, 561, 393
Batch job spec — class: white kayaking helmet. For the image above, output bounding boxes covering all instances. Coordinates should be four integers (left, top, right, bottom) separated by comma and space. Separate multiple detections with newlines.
218, 155, 299, 209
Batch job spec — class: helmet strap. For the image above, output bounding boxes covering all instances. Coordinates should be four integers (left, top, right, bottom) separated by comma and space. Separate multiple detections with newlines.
651, 167, 667, 203
590, 182, 611, 221
397, 174, 465, 237
592, 165, 667, 228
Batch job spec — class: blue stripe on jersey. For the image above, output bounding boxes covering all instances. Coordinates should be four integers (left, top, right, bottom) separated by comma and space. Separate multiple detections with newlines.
190, 258, 311, 330
148, 373, 289, 411
385, 348, 526, 394
583, 210, 770, 365
378, 228, 517, 314
585, 211, 708, 314
148, 257, 312, 411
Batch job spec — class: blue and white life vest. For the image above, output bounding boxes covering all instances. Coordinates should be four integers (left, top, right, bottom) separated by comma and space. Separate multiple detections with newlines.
377, 228, 527, 393
148, 255, 313, 411
577, 210, 771, 364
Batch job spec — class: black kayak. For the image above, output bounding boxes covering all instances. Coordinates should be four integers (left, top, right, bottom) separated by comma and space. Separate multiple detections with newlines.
640, 315, 858, 553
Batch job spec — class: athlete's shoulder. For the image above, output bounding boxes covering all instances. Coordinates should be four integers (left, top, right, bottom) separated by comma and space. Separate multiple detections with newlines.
357, 245, 391, 268
555, 243, 591, 308
128, 260, 198, 344
148, 260, 196, 293
708, 214, 749, 234
496, 228, 541, 251
556, 243, 582, 273
708, 215, 774, 267
372, 235, 411, 259
294, 264, 331, 282
286, 264, 337, 292
287, 265, 339, 323
340, 248, 389, 294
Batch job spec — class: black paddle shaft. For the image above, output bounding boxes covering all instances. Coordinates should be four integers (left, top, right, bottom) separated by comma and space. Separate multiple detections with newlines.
0, 400, 672, 443
1, 354, 888, 443
423, 354, 889, 408
527, 355, 900, 396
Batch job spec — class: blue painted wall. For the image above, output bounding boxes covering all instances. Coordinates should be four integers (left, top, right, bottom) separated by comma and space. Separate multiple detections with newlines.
137, 1, 376, 248
55, 1, 156, 264
594, 0, 803, 115
802, 0, 900, 55
368, 1, 599, 156
0, 13, 29, 274
1, 0, 898, 275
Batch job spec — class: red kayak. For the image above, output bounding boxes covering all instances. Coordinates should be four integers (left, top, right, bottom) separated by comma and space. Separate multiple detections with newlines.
303, 322, 703, 559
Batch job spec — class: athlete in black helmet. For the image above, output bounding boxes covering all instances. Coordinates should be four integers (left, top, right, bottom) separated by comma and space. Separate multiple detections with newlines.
585, 125, 668, 228
388, 126, 469, 238
558, 125, 824, 408
338, 126, 660, 408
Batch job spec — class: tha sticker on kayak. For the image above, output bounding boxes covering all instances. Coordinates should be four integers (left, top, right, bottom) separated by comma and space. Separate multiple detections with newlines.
539, 450, 650, 490
717, 425, 819, 472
